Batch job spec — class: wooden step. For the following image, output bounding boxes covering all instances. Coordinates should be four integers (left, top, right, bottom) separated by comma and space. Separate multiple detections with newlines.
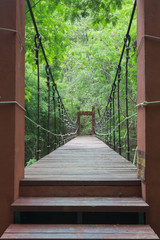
22, 137, 140, 198
20, 180, 141, 197
11, 197, 148, 212
1, 224, 159, 239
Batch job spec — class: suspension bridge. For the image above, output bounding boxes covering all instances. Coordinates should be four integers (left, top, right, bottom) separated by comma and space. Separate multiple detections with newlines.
0, 0, 160, 239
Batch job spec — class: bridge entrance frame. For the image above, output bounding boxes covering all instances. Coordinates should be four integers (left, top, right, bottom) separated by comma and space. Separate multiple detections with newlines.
77, 107, 95, 136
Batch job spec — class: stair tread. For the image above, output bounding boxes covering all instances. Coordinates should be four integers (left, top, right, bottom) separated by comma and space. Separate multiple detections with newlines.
1, 224, 159, 239
11, 197, 148, 212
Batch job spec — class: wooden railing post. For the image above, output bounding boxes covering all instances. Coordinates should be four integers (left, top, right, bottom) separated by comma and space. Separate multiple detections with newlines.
137, 0, 160, 237
0, 0, 25, 236
77, 107, 80, 136
92, 107, 95, 135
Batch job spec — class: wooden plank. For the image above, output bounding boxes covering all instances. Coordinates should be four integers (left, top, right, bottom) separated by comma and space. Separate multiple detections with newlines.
22, 136, 141, 197
11, 197, 149, 212
24, 136, 139, 183
20, 185, 141, 197
24, 137, 140, 183
2, 233, 158, 239
24, 170, 137, 174
3, 224, 155, 233
79, 112, 92, 115
1, 224, 159, 239
23, 177, 138, 181
20, 180, 141, 186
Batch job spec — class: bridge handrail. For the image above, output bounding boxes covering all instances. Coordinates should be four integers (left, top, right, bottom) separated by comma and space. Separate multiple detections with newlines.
25, 0, 78, 162
94, 0, 137, 162
26, 0, 77, 126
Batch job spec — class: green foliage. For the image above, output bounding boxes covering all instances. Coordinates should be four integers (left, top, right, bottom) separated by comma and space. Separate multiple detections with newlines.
80, 116, 93, 135
25, 0, 137, 162
26, 0, 123, 24
26, 158, 36, 167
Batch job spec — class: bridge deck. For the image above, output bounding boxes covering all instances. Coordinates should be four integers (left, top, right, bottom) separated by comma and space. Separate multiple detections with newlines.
24, 136, 138, 183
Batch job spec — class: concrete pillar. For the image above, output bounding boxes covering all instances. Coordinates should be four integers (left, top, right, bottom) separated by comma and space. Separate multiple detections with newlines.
137, 0, 160, 237
0, 0, 25, 236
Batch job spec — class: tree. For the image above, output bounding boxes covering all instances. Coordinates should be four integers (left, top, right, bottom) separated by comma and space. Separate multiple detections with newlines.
25, 0, 137, 162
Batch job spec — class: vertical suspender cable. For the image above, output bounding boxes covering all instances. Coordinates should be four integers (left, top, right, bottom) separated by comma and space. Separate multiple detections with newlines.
113, 85, 116, 151
125, 35, 131, 161
117, 66, 122, 155
109, 100, 112, 146
53, 87, 57, 150
34, 34, 41, 161
46, 65, 51, 154
106, 109, 109, 144
58, 97, 61, 147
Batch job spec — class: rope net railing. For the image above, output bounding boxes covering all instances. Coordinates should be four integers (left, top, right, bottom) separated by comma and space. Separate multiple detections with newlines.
94, 0, 137, 163
25, 0, 78, 165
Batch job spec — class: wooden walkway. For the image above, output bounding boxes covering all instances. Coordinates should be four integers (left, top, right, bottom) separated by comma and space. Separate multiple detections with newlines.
2, 224, 158, 239
1, 136, 159, 239
23, 136, 138, 182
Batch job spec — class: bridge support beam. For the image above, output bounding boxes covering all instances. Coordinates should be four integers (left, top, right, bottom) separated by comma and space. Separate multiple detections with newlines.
137, 0, 160, 237
0, 0, 25, 236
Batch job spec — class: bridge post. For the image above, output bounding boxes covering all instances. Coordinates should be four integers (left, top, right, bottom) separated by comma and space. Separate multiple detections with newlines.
137, 0, 160, 237
92, 106, 95, 135
77, 107, 80, 136
0, 0, 25, 236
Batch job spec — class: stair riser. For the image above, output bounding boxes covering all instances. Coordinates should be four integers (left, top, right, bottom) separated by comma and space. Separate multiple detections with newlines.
12, 206, 147, 212
13, 212, 145, 225
20, 186, 141, 197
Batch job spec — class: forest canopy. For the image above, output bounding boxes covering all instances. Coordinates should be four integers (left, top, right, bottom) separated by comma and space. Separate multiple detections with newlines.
25, 0, 137, 162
